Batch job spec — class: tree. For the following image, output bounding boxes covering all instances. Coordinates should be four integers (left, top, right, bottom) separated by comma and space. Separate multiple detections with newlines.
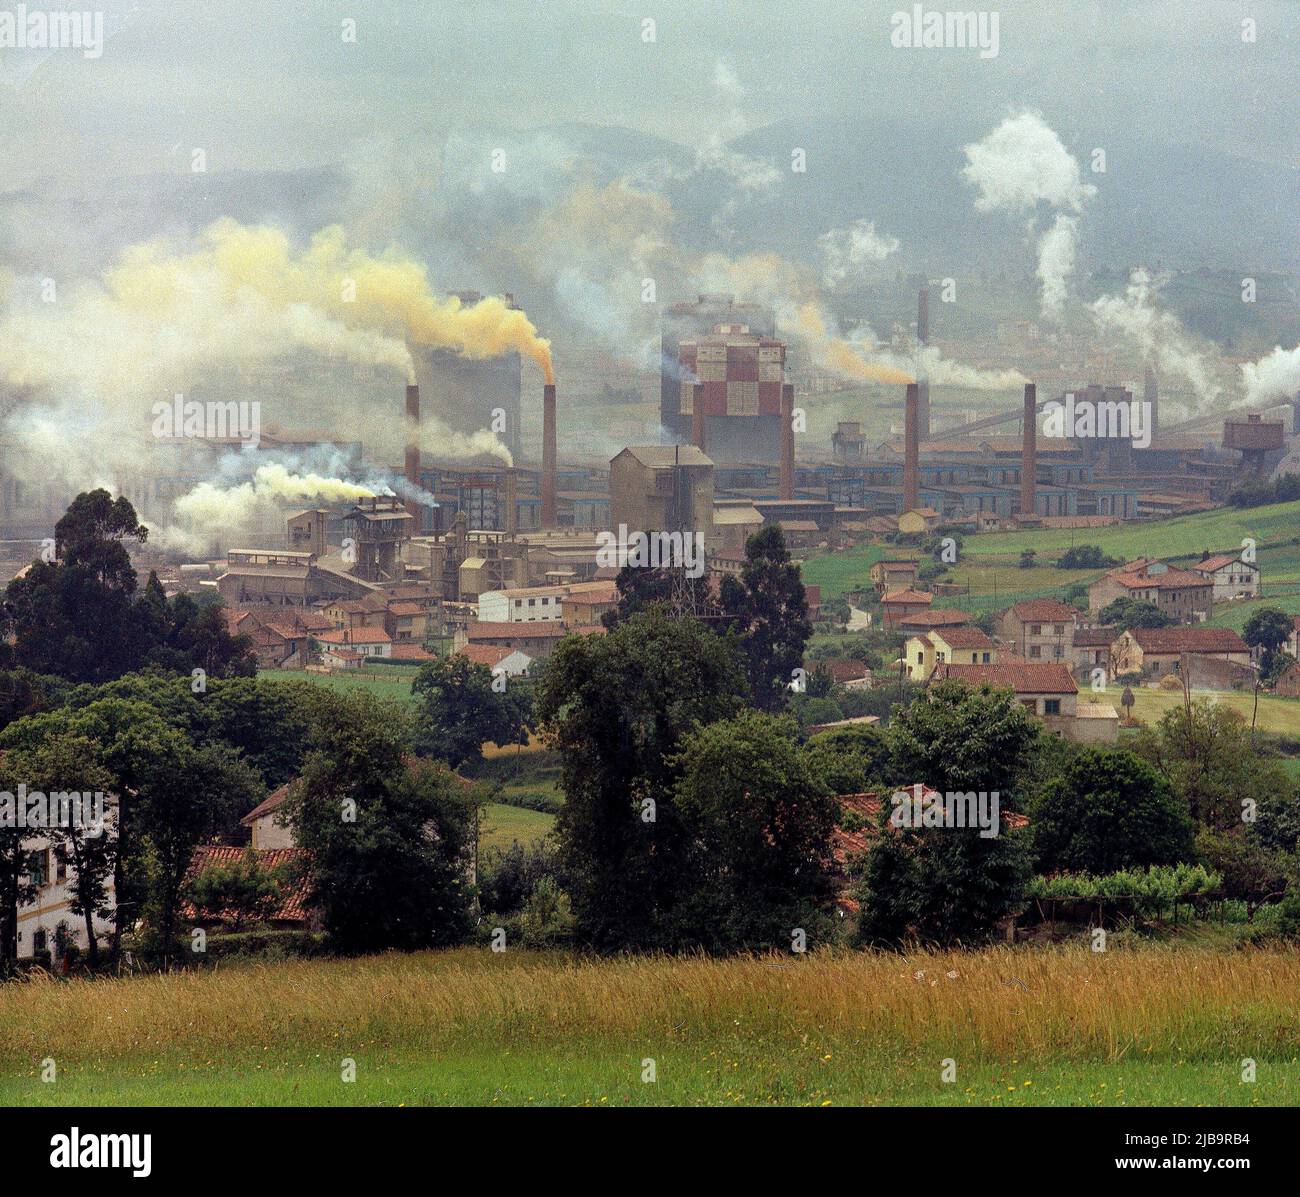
282, 691, 475, 953
1018, 549, 1037, 569
1133, 700, 1298, 831
1242, 607, 1293, 674
853, 799, 1034, 948
719, 526, 813, 712
186, 850, 288, 932
1098, 597, 1173, 631
1058, 545, 1121, 569
673, 711, 839, 949
1030, 748, 1195, 874
885, 679, 1041, 801
411, 652, 533, 770
536, 609, 746, 950
801, 724, 893, 795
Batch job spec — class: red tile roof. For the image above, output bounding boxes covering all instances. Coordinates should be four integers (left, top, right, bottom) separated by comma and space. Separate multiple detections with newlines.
314, 627, 392, 644
932, 626, 995, 650
457, 644, 522, 668
881, 588, 934, 605
466, 621, 568, 640
935, 662, 1078, 694
1110, 566, 1211, 591
1193, 553, 1247, 573
1009, 598, 1079, 621
898, 608, 972, 629
389, 643, 437, 662
1126, 626, 1250, 654
183, 845, 311, 923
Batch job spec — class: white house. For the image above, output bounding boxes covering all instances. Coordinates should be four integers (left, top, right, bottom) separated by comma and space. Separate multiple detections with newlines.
1190, 552, 1260, 601
14, 829, 116, 964
314, 627, 392, 659
477, 585, 566, 624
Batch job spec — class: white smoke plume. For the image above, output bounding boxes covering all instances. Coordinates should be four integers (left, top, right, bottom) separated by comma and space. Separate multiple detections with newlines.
1241, 344, 1300, 407
818, 219, 901, 287
962, 111, 1095, 320
1089, 268, 1221, 407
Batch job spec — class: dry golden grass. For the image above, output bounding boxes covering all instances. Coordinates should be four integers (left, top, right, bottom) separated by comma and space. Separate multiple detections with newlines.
4, 944, 1299, 1069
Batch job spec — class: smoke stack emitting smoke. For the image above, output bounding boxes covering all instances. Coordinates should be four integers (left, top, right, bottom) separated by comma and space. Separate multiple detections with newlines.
405, 383, 421, 524
541, 383, 557, 529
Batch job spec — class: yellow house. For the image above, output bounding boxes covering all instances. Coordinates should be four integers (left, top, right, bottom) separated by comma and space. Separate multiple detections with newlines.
905, 625, 998, 679
897, 507, 940, 535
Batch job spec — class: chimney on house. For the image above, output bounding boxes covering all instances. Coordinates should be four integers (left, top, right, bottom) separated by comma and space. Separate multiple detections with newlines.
541, 383, 557, 529
692, 382, 706, 451
1020, 382, 1037, 518
916, 286, 931, 439
404, 383, 421, 526
903, 382, 920, 511
779, 382, 795, 501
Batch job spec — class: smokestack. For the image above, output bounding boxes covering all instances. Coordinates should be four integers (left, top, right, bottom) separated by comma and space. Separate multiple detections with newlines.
903, 382, 920, 512
1144, 365, 1159, 439
917, 287, 930, 438
541, 383, 557, 529
692, 382, 706, 451
779, 382, 795, 501
404, 383, 421, 526
1020, 383, 1037, 518
504, 467, 518, 535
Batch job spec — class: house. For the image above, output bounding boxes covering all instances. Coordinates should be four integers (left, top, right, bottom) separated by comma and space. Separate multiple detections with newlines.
1284, 615, 1300, 661
385, 600, 429, 643
321, 645, 363, 669
1087, 560, 1213, 624
477, 584, 567, 623
897, 507, 940, 534
932, 662, 1088, 740
313, 626, 392, 659
241, 783, 297, 849
997, 599, 1079, 664
869, 558, 920, 595
1274, 661, 1300, 698
1071, 626, 1116, 682
457, 619, 591, 659
879, 587, 934, 630
455, 643, 534, 678
811, 658, 873, 690
184, 845, 314, 927
322, 593, 389, 634
1109, 626, 1252, 679
560, 580, 619, 626
1191, 552, 1260, 601
805, 714, 880, 736
905, 626, 997, 680
896, 607, 972, 635
12, 809, 117, 964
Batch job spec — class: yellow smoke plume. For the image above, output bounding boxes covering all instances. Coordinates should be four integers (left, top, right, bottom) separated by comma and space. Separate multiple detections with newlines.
108, 219, 554, 383
791, 303, 914, 385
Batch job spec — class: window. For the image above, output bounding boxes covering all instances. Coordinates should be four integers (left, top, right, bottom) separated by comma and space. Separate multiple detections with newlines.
1044, 699, 1061, 715
1053, 624, 1064, 635
1029, 646, 1042, 659
31, 850, 49, 887
981, 652, 991, 663
936, 651, 945, 663
1030, 624, 1042, 635
1054, 645, 1064, 659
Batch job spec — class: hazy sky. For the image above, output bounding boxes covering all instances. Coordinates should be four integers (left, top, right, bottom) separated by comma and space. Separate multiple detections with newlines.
1, 0, 1295, 185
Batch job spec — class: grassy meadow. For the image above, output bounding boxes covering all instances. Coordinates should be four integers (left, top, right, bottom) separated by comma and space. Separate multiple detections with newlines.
4, 944, 1299, 1106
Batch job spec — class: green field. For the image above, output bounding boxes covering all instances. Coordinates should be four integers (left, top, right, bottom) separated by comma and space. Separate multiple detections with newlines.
259, 666, 417, 706
478, 802, 556, 851
1106, 686, 1300, 735
5, 945, 1298, 1106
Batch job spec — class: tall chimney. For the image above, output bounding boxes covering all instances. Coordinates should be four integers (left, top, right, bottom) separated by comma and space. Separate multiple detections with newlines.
404, 383, 421, 527
1020, 383, 1037, 518
903, 382, 920, 512
779, 382, 795, 501
916, 287, 931, 439
503, 467, 518, 535
541, 383, 557, 529
692, 382, 706, 451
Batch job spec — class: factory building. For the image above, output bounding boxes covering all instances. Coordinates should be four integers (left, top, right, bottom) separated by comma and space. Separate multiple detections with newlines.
660, 295, 775, 446
609, 445, 715, 541
676, 324, 788, 464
